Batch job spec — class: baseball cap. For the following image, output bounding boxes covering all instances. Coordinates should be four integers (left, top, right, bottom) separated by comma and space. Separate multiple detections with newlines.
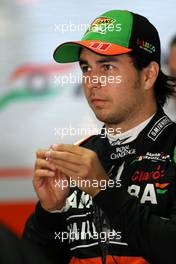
53, 10, 161, 65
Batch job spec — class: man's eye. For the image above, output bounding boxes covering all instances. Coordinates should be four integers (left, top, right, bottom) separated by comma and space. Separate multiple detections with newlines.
103, 64, 113, 70
81, 65, 91, 73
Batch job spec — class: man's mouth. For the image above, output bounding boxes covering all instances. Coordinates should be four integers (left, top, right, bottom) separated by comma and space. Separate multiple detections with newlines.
91, 98, 107, 106
91, 97, 107, 102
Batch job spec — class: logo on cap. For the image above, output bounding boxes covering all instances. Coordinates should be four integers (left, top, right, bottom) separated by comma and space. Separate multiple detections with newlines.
89, 41, 111, 51
136, 38, 156, 54
87, 16, 115, 34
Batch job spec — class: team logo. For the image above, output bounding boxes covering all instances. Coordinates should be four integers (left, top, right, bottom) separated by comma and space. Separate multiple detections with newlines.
89, 41, 111, 51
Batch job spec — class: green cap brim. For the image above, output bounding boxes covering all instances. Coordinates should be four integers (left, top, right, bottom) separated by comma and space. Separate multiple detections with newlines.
53, 40, 132, 63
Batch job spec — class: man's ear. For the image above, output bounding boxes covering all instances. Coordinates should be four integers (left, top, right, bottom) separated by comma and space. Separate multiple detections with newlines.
143, 61, 159, 90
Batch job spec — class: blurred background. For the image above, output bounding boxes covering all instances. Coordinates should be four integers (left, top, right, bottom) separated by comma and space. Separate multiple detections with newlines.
0, 0, 176, 235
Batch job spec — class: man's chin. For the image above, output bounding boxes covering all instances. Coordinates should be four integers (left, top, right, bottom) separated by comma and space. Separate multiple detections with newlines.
90, 105, 117, 123
94, 111, 122, 125
94, 111, 111, 124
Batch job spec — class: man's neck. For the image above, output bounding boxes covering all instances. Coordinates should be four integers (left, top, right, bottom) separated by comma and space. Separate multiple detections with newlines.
107, 114, 155, 146
105, 105, 157, 134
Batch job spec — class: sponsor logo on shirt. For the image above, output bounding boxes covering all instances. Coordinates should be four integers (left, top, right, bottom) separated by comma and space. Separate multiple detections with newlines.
110, 136, 131, 146
147, 116, 172, 141
130, 152, 171, 164
131, 165, 165, 182
128, 182, 170, 204
110, 145, 136, 159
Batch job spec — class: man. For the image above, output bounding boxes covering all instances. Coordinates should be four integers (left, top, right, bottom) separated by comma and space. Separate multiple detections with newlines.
23, 10, 176, 264
164, 36, 176, 121
167, 36, 176, 76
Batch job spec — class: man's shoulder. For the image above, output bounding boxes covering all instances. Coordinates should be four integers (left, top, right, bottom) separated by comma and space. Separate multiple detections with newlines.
148, 109, 176, 143
164, 117, 176, 136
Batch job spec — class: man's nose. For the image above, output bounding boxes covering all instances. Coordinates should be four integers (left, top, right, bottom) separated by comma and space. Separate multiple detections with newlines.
83, 70, 102, 89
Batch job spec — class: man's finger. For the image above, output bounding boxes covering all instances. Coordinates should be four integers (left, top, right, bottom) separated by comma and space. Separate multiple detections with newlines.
36, 149, 49, 158
52, 158, 80, 173
51, 144, 86, 155
35, 169, 55, 178
35, 158, 57, 171
45, 150, 83, 165
55, 165, 78, 181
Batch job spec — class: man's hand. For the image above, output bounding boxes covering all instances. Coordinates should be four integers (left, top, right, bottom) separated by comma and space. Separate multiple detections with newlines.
45, 144, 108, 197
33, 149, 70, 211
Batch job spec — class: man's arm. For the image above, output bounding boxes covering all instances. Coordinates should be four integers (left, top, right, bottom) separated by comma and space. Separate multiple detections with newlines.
23, 202, 71, 264
93, 187, 176, 264
23, 147, 72, 264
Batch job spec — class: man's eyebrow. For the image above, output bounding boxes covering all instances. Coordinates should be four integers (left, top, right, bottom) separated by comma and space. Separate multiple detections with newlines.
79, 57, 118, 65
96, 57, 119, 63
79, 59, 88, 66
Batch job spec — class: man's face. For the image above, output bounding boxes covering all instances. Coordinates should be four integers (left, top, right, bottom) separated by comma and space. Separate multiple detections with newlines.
168, 45, 176, 76
79, 48, 146, 125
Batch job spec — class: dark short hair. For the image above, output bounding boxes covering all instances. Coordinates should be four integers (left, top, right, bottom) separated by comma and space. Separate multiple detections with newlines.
128, 51, 176, 106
